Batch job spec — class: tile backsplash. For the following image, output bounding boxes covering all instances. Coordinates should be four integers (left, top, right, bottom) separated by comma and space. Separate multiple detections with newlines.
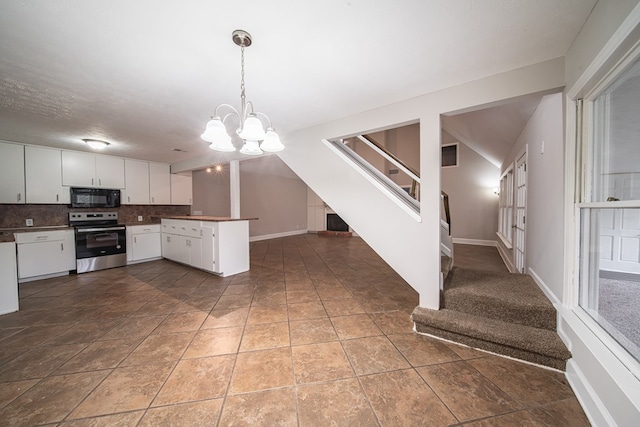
0, 204, 190, 228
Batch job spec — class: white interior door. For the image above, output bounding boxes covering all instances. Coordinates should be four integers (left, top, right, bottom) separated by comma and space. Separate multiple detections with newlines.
514, 152, 527, 273
599, 174, 640, 273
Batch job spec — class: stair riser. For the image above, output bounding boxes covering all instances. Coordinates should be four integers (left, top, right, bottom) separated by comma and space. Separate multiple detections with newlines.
415, 324, 567, 371
442, 297, 557, 330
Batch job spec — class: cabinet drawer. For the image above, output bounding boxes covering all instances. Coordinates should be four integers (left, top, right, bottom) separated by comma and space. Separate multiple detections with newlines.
131, 224, 160, 234
161, 219, 201, 238
176, 220, 201, 238
14, 229, 69, 244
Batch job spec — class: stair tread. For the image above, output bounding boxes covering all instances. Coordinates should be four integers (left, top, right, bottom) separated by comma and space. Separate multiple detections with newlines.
443, 267, 557, 330
412, 307, 571, 360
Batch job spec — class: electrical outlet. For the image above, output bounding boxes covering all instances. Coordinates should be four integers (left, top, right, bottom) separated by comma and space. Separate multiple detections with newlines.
26, 218, 33, 227
137, 215, 143, 222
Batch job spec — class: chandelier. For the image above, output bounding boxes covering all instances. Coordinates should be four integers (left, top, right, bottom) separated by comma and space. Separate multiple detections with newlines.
201, 30, 284, 155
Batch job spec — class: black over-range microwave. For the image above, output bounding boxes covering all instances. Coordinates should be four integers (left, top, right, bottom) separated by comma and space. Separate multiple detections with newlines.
70, 187, 121, 208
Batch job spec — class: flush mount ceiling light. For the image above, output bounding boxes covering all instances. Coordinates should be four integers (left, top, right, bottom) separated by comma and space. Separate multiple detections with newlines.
201, 30, 284, 156
82, 139, 110, 150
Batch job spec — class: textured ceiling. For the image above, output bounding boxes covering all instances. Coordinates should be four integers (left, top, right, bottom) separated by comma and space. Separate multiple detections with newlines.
0, 0, 597, 166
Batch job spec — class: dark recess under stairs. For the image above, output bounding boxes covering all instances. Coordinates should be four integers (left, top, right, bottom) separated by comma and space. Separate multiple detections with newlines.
412, 266, 571, 370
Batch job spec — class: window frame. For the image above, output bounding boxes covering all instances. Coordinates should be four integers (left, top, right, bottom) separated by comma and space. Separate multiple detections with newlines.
497, 164, 514, 248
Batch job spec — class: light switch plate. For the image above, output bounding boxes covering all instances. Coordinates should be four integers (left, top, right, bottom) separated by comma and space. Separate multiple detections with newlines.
137, 216, 143, 222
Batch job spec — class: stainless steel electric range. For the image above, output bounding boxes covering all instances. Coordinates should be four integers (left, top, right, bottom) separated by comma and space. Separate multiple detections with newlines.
69, 212, 126, 273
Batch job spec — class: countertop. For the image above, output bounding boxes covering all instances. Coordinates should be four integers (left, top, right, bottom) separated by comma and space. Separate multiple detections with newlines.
157, 216, 258, 222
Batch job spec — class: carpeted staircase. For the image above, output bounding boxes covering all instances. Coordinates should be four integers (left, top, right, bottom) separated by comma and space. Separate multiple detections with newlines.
412, 266, 571, 370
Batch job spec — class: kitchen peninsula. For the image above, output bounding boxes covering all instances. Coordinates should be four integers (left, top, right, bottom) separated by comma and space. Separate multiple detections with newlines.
159, 216, 257, 277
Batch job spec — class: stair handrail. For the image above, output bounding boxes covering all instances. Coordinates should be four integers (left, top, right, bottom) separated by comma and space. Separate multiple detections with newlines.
357, 135, 420, 198
441, 190, 451, 235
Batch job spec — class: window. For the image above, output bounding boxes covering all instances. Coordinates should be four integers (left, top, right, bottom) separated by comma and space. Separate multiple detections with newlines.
579, 54, 640, 363
497, 166, 514, 247
441, 143, 458, 167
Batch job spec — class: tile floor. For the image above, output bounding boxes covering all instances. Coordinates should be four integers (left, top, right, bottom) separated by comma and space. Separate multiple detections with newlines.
0, 236, 590, 426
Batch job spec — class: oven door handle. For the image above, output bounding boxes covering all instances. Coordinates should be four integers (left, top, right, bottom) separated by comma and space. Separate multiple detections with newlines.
76, 226, 126, 233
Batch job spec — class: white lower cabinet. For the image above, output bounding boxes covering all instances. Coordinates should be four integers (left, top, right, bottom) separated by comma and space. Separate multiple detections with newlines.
0, 242, 19, 314
126, 225, 161, 264
161, 218, 249, 277
15, 229, 75, 282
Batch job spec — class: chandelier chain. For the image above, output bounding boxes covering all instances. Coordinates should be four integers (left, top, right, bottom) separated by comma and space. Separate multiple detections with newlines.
240, 45, 246, 108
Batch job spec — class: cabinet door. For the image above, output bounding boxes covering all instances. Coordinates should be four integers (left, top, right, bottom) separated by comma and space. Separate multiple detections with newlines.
171, 173, 193, 205
123, 159, 150, 204
0, 142, 25, 204
201, 225, 216, 272
161, 234, 174, 261
17, 240, 66, 279
149, 163, 171, 205
62, 230, 76, 270
0, 242, 19, 314
188, 237, 202, 269
132, 232, 161, 261
62, 151, 95, 187
95, 156, 125, 188
25, 146, 69, 204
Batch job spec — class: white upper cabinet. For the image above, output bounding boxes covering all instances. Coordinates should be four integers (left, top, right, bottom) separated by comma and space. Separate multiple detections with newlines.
149, 162, 171, 205
95, 155, 125, 188
0, 142, 25, 204
62, 151, 125, 188
25, 146, 69, 204
123, 159, 150, 204
171, 173, 193, 205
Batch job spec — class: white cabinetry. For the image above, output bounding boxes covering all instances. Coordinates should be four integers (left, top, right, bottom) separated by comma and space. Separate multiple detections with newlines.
15, 229, 75, 282
25, 146, 69, 204
161, 218, 249, 277
161, 219, 201, 267
171, 173, 193, 205
126, 224, 161, 264
62, 151, 125, 188
150, 163, 171, 205
0, 142, 25, 204
0, 242, 19, 314
123, 159, 150, 204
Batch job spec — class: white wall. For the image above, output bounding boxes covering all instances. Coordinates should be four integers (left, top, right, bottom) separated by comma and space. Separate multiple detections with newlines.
239, 156, 308, 239
192, 169, 230, 216
497, 93, 565, 299
192, 156, 308, 239
441, 141, 499, 243
278, 57, 565, 309
563, 1, 640, 426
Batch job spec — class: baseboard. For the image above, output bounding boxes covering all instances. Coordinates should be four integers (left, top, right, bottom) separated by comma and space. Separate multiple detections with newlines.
249, 229, 308, 242
528, 268, 560, 307
127, 257, 162, 266
18, 271, 70, 283
599, 269, 640, 282
451, 238, 497, 247
565, 359, 612, 427
496, 243, 516, 273
558, 305, 640, 426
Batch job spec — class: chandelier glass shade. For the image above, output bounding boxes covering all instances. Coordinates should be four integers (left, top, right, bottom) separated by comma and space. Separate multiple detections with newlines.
201, 30, 284, 155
